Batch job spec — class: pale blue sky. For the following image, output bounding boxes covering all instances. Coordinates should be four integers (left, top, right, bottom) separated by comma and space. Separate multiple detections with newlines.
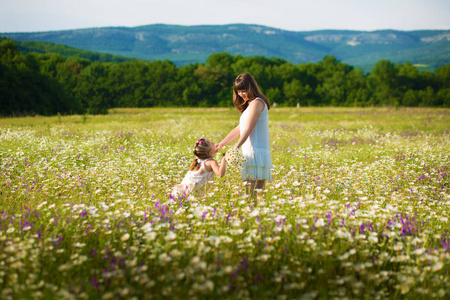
1, 0, 449, 33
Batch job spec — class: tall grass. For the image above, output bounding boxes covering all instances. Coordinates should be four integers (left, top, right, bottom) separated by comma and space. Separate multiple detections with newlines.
0, 107, 449, 299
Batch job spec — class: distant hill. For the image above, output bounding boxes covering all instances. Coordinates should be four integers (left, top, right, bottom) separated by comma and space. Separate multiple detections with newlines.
2, 24, 449, 71
7, 39, 135, 63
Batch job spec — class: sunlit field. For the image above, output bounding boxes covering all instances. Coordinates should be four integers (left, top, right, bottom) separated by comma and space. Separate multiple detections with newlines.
1, 107, 449, 299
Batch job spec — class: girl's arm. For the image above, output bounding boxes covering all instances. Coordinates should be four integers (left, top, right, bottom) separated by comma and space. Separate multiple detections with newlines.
235, 100, 265, 148
208, 156, 227, 177
216, 125, 240, 152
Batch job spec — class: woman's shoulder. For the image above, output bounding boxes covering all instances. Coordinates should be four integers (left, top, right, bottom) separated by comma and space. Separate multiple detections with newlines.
249, 98, 267, 111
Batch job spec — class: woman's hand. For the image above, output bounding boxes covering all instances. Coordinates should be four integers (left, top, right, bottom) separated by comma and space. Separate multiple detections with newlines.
214, 143, 222, 153
215, 125, 240, 153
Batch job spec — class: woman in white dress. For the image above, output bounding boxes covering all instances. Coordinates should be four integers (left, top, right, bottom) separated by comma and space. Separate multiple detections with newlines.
216, 73, 272, 195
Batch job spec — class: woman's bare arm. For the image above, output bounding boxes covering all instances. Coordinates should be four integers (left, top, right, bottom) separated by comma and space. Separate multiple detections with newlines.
216, 125, 240, 152
235, 100, 265, 148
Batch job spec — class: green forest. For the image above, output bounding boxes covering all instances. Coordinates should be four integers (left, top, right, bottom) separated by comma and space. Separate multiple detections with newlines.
1, 38, 449, 116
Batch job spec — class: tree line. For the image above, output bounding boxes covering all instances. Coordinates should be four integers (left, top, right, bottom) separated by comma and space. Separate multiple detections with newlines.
1, 38, 449, 116
17, 40, 133, 63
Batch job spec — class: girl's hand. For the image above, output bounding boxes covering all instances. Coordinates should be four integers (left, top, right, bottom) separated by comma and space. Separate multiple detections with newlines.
215, 143, 222, 153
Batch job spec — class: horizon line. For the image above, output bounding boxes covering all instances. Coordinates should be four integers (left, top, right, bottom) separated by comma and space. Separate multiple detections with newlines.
2, 23, 450, 34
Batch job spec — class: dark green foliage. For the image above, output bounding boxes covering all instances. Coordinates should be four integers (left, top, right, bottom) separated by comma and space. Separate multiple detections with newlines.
0, 38, 449, 117
0, 39, 83, 116
16, 40, 133, 63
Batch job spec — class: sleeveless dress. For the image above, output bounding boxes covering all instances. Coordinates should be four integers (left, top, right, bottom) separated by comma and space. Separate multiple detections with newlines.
171, 158, 215, 198
239, 98, 272, 181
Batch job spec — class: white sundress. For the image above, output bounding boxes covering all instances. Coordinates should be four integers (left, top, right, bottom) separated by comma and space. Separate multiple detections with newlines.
239, 98, 273, 181
171, 158, 215, 198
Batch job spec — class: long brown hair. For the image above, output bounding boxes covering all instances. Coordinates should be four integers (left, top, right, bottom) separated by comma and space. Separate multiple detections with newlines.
189, 138, 213, 171
233, 73, 270, 113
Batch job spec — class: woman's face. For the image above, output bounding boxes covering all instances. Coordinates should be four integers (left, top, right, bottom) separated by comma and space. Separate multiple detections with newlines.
237, 90, 249, 101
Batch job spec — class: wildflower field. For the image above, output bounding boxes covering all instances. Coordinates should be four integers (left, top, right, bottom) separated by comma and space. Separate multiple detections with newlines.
0, 107, 449, 299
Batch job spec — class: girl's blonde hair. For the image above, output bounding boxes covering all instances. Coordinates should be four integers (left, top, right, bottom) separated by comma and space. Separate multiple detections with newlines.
233, 73, 270, 113
189, 138, 212, 171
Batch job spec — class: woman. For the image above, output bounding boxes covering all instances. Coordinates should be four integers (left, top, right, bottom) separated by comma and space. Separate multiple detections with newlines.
216, 73, 272, 195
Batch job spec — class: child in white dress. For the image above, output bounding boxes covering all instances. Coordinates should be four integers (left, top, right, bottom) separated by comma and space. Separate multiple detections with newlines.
171, 138, 226, 198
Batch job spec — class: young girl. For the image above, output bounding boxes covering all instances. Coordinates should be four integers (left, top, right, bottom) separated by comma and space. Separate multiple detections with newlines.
215, 73, 272, 195
171, 138, 226, 198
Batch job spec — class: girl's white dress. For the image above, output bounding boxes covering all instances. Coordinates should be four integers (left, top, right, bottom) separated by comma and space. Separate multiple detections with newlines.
239, 98, 272, 181
171, 158, 214, 198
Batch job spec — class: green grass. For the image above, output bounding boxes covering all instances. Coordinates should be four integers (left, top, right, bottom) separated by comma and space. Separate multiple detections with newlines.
0, 107, 449, 299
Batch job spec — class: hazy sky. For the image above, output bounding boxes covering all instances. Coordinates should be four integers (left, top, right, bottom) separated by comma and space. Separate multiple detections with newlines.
1, 0, 449, 33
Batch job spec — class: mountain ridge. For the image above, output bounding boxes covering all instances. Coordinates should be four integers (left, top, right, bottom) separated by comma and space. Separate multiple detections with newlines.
2, 24, 449, 71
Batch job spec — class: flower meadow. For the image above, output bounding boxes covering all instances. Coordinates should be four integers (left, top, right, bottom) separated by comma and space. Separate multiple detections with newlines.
0, 107, 449, 300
